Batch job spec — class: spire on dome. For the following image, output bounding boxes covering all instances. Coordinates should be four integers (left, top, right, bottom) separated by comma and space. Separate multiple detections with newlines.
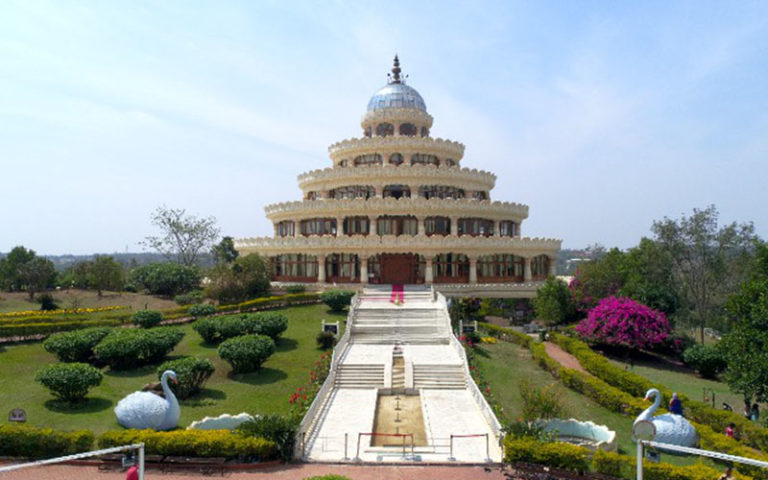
390, 54, 402, 84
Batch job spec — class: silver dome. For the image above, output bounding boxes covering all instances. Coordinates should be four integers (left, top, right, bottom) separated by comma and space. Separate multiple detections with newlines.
367, 83, 427, 112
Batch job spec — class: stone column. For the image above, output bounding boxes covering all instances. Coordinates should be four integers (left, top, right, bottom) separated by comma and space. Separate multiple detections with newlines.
360, 255, 369, 285
450, 216, 459, 236
548, 256, 557, 277
409, 184, 418, 198
494, 220, 501, 237
469, 257, 478, 284
370, 216, 377, 236
425, 256, 434, 284
336, 217, 344, 236
524, 257, 532, 282
417, 217, 424, 236
317, 254, 326, 283
273, 223, 279, 237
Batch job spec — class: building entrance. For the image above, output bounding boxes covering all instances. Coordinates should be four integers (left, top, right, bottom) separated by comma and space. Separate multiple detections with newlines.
379, 253, 420, 284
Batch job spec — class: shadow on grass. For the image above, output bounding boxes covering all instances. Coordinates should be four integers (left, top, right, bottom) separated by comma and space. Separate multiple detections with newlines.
180, 388, 226, 407
229, 367, 287, 385
473, 345, 492, 359
275, 338, 298, 352
44, 396, 112, 414
105, 365, 157, 378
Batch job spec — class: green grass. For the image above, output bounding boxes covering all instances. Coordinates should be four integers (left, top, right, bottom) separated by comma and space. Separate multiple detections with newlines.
0, 304, 345, 435
0, 289, 178, 314
474, 341, 714, 466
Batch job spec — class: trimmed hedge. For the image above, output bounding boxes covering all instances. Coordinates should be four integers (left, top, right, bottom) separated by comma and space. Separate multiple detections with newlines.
36, 362, 103, 402
218, 334, 275, 373
234, 293, 321, 313
188, 303, 217, 318
157, 357, 215, 399
94, 327, 184, 370
320, 290, 355, 312
98, 429, 276, 458
504, 437, 589, 472
132, 310, 163, 328
254, 312, 288, 340
0, 424, 94, 458
0, 318, 124, 338
682, 344, 726, 379
194, 312, 288, 344
43, 327, 112, 362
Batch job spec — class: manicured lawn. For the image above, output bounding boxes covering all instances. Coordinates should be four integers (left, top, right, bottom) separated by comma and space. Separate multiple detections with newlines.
0, 289, 178, 314
0, 303, 345, 435
474, 341, 714, 466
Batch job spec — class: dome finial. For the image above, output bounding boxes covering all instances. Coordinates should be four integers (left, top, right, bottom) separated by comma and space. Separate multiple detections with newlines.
391, 54, 401, 84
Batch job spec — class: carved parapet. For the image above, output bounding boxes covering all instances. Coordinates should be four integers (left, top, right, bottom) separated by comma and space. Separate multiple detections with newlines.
327, 136, 465, 164
234, 234, 561, 258
264, 197, 529, 222
297, 165, 496, 193
361, 107, 434, 129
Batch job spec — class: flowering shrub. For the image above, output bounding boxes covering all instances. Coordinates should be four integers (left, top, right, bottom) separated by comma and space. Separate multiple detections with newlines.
289, 352, 331, 420
0, 305, 127, 319
575, 296, 670, 350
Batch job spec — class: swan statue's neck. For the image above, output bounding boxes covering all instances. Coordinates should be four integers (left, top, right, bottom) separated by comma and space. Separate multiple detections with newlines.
636, 388, 661, 423
160, 371, 179, 417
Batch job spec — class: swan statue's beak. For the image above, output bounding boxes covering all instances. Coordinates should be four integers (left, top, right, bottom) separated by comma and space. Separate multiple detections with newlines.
643, 396, 650, 402
172, 377, 179, 384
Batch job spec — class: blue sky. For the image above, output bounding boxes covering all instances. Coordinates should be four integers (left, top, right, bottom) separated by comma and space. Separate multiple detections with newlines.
1, 1, 766, 255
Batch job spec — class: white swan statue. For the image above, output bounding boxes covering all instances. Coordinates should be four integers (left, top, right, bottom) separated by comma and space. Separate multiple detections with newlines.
633, 388, 698, 447
115, 370, 180, 430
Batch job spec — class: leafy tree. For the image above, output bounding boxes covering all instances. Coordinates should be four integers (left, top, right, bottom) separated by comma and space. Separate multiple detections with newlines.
619, 238, 681, 314
128, 262, 201, 297
575, 296, 671, 351
86, 256, 124, 296
532, 277, 577, 325
205, 253, 270, 303
719, 242, 768, 403
142, 206, 220, 266
0, 246, 37, 291
212, 236, 239, 264
652, 205, 757, 341
19, 257, 57, 300
569, 248, 625, 311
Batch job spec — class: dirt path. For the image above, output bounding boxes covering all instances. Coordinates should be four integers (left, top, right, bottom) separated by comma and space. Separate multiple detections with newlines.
0, 463, 512, 480
543, 342, 589, 374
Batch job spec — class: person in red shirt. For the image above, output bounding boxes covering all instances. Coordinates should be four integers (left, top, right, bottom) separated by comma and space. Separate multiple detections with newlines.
725, 423, 735, 438
126, 465, 138, 480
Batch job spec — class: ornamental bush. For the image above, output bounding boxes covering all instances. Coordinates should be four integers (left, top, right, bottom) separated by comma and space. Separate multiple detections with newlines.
43, 327, 111, 362
254, 312, 288, 340
98, 429, 276, 459
132, 310, 163, 328
0, 424, 94, 458
237, 414, 297, 461
218, 334, 275, 374
174, 290, 204, 305
316, 331, 336, 349
157, 357, 215, 399
682, 344, 727, 379
188, 303, 217, 318
193, 314, 262, 344
35, 363, 103, 402
127, 262, 201, 297
574, 296, 670, 351
94, 327, 184, 370
320, 290, 354, 312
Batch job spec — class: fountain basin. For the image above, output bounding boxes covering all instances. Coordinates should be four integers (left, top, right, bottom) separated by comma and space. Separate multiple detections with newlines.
542, 418, 617, 451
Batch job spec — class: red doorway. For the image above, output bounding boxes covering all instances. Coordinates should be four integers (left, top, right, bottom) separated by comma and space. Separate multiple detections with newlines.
379, 253, 420, 284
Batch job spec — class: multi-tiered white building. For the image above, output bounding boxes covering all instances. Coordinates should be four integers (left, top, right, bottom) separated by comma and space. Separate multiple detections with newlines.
236, 57, 560, 297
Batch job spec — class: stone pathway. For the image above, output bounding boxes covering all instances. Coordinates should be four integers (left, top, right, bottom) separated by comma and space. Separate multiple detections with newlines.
543, 342, 588, 374
0, 463, 512, 480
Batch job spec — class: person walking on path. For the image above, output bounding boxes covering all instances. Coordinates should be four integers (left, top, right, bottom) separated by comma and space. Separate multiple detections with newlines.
669, 392, 683, 415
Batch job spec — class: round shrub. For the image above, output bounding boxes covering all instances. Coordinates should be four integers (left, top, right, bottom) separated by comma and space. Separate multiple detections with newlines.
132, 310, 163, 328
575, 296, 670, 351
193, 314, 261, 344
174, 290, 204, 306
43, 327, 111, 363
218, 334, 275, 374
321, 290, 354, 312
316, 331, 336, 349
36, 363, 103, 402
38, 293, 59, 311
157, 357, 215, 399
237, 414, 297, 462
682, 344, 727, 379
94, 327, 184, 370
255, 312, 288, 340
188, 303, 217, 318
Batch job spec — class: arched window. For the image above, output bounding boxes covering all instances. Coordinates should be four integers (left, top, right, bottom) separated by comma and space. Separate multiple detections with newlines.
375, 123, 394, 137
499, 221, 517, 237
339, 159, 349, 167
433, 254, 469, 283
531, 255, 550, 281
424, 216, 451, 236
477, 254, 524, 283
299, 218, 336, 236
411, 154, 439, 166
274, 254, 318, 281
353, 154, 382, 166
419, 185, 465, 199
276, 221, 294, 237
399, 123, 417, 136
457, 218, 494, 236
376, 215, 418, 236
472, 191, 489, 200
420, 127, 429, 137
329, 185, 375, 200
389, 153, 404, 166
383, 184, 410, 199
343, 216, 369, 235
444, 158, 456, 167
306, 191, 319, 201
326, 254, 360, 283
364, 126, 372, 137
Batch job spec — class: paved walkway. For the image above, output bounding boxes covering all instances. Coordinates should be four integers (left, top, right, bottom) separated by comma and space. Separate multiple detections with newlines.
0, 463, 511, 480
543, 342, 588, 374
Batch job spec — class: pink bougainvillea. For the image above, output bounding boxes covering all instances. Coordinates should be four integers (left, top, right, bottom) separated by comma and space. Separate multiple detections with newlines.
575, 296, 670, 350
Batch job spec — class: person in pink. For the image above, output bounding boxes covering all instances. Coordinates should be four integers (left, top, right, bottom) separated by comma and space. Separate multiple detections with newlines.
725, 422, 735, 438
126, 465, 138, 480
